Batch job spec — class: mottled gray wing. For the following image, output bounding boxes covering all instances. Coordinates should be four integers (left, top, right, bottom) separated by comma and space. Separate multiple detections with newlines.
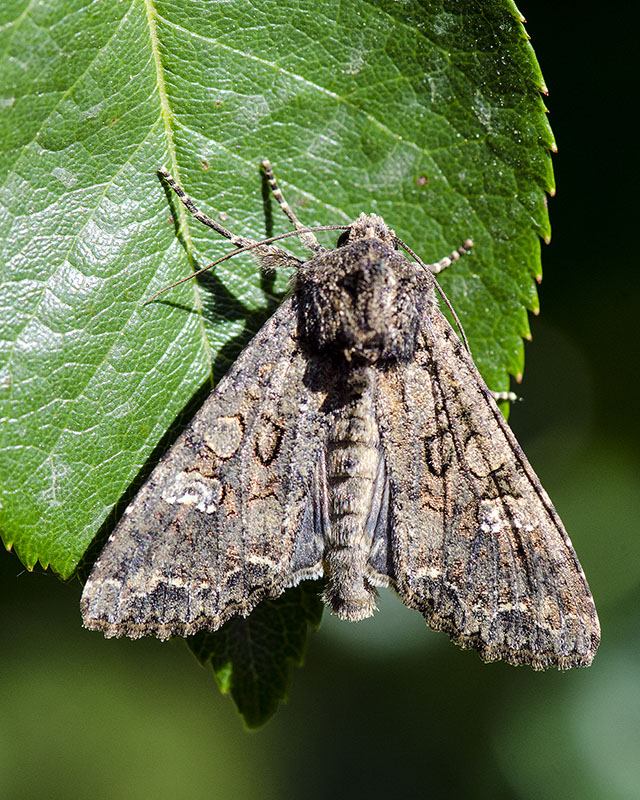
376, 307, 600, 669
81, 298, 328, 640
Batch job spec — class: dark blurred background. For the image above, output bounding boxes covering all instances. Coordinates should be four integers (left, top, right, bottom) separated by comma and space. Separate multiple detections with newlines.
2, 4, 638, 798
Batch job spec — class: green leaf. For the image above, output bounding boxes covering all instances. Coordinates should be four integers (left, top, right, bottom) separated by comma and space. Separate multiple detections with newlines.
188, 581, 324, 728
0, 0, 553, 721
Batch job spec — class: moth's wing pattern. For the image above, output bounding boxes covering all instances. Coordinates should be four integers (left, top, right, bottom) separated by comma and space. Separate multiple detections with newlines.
376, 308, 600, 669
81, 298, 329, 640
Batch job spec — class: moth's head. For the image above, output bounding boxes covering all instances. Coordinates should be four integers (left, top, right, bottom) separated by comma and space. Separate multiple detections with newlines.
338, 213, 396, 248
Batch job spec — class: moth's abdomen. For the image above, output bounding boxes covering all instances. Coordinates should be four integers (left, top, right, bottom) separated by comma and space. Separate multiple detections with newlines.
326, 409, 379, 544
322, 369, 381, 621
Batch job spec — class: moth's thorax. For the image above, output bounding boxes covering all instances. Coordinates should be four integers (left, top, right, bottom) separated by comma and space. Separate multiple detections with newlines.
296, 231, 434, 363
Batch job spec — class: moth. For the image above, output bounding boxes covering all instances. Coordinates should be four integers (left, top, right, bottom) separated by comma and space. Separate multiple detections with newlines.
81, 161, 600, 669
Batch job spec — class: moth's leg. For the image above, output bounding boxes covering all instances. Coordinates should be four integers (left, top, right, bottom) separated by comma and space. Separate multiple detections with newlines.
261, 159, 324, 254
425, 238, 474, 275
159, 167, 299, 272
159, 167, 254, 247
491, 390, 518, 403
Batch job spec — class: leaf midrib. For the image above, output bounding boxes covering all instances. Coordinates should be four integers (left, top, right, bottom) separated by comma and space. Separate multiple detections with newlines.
144, 0, 214, 386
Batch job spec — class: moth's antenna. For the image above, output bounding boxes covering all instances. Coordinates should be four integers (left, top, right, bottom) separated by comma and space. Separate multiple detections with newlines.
146, 224, 349, 304
430, 275, 471, 353
395, 237, 473, 353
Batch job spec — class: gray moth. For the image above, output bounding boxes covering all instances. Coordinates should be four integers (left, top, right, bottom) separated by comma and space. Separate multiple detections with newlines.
81, 161, 600, 670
